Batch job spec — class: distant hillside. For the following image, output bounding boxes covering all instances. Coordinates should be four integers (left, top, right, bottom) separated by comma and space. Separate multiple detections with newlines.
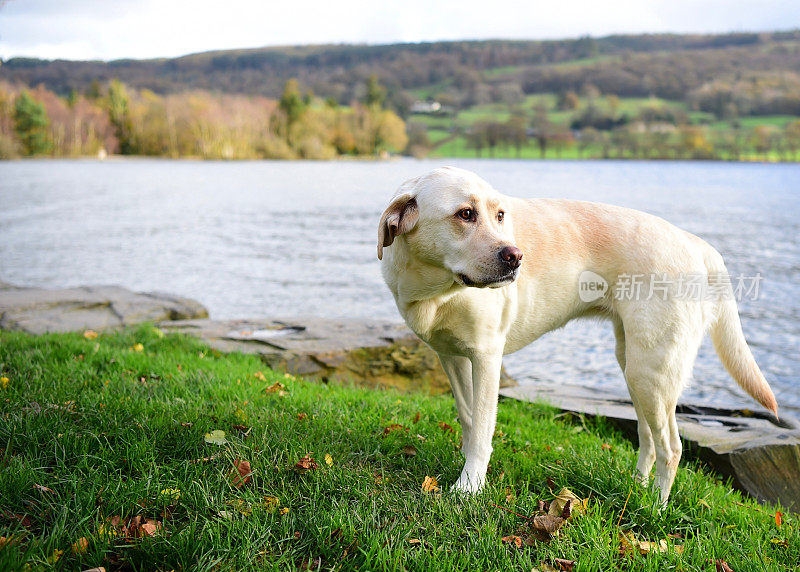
3, 31, 800, 114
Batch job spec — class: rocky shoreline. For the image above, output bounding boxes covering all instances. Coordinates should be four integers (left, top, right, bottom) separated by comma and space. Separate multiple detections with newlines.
1, 281, 797, 511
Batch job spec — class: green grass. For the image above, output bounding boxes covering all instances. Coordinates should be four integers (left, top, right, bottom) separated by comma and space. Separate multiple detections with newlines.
0, 327, 796, 571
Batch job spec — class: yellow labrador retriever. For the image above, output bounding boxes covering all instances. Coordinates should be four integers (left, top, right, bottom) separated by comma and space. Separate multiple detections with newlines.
377, 166, 777, 505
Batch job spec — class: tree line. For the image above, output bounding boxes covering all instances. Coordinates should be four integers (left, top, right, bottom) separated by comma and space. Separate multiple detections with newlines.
0, 76, 407, 159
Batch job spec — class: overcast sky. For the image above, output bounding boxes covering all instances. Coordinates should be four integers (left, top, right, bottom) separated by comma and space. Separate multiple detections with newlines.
1, 0, 799, 61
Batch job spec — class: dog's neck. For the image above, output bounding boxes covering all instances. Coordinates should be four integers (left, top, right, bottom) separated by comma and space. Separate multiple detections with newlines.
382, 238, 464, 337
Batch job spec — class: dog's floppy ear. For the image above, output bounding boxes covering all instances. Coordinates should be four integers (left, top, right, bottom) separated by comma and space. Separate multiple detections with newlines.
377, 193, 419, 260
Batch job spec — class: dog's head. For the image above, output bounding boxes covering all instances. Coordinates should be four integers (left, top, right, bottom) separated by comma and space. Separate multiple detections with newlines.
378, 167, 522, 288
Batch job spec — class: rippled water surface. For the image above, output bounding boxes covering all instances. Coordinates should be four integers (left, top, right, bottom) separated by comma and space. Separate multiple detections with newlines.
1, 158, 798, 413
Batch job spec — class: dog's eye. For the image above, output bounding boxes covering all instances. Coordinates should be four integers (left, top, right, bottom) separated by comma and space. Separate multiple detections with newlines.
497, 211, 504, 223
458, 208, 473, 221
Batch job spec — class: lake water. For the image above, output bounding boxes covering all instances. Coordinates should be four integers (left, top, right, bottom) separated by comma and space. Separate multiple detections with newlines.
1, 158, 798, 414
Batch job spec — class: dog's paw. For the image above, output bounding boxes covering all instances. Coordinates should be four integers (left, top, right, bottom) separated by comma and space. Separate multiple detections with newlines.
450, 473, 484, 495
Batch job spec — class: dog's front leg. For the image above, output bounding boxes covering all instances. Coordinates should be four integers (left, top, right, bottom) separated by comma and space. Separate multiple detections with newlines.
438, 354, 473, 456
451, 351, 502, 494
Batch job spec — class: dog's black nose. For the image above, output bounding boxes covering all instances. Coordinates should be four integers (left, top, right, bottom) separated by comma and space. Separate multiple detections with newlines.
499, 246, 523, 269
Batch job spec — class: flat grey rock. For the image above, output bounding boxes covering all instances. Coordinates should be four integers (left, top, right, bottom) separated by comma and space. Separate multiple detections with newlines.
159, 317, 516, 394
501, 382, 800, 512
0, 282, 209, 333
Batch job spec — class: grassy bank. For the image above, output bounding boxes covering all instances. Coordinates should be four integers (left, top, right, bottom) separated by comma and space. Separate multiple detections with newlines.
0, 326, 795, 571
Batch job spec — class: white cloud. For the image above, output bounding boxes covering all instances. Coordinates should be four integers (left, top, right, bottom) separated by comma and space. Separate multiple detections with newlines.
0, 0, 798, 61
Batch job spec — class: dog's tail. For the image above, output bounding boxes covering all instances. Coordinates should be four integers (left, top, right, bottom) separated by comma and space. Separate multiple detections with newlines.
704, 247, 778, 417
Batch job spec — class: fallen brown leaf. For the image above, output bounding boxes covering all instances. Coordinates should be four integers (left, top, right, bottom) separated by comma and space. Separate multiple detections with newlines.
138, 519, 162, 538
293, 454, 318, 473
531, 514, 566, 540
297, 412, 308, 421
502, 535, 523, 548
601, 443, 612, 451
264, 381, 287, 394
229, 458, 252, 488
408, 538, 422, 545
71, 537, 89, 555
232, 424, 250, 432
413, 412, 421, 424
402, 445, 418, 457
34, 483, 54, 494
421, 475, 440, 493
545, 557, 576, 571
438, 421, 453, 432
775, 511, 782, 527
549, 488, 587, 518
619, 530, 676, 555
709, 559, 735, 572
382, 424, 407, 436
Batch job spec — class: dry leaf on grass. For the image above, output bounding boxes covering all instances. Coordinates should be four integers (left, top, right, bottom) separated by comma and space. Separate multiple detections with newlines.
71, 537, 89, 555
159, 488, 181, 502
229, 459, 252, 488
413, 412, 421, 423
293, 454, 318, 473
382, 424, 407, 436
33, 483, 54, 494
421, 475, 440, 493
502, 535, 524, 548
619, 530, 682, 555
709, 559, 736, 572
775, 511, 782, 527
0, 536, 20, 548
100, 515, 163, 541
203, 429, 228, 445
549, 488, 587, 518
541, 557, 576, 571
438, 421, 454, 432
83, 330, 98, 339
81, 568, 106, 572
265, 382, 287, 395
402, 445, 418, 457
139, 520, 162, 537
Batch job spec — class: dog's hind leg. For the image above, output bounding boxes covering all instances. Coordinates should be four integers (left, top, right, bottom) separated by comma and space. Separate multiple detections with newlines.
622, 307, 703, 505
614, 317, 656, 484
439, 353, 473, 455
